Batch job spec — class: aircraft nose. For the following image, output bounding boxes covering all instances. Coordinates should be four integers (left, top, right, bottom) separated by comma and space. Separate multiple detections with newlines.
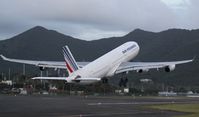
134, 42, 140, 52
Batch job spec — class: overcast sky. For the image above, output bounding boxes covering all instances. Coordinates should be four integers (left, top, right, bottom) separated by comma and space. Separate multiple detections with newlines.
0, 0, 199, 40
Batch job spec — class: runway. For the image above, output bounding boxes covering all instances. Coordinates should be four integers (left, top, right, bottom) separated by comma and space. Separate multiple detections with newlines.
0, 95, 199, 117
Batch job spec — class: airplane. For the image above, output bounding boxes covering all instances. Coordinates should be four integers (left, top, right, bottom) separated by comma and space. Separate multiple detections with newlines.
0, 41, 193, 85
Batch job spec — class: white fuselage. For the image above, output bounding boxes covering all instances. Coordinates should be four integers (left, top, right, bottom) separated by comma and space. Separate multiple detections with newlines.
71, 41, 140, 80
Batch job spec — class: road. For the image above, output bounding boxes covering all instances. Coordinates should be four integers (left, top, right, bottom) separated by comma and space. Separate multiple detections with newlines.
0, 95, 199, 117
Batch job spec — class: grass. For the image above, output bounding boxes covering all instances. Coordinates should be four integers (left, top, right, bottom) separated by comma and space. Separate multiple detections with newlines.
149, 104, 199, 117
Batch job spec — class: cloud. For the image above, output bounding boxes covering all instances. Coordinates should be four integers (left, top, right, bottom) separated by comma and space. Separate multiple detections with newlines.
0, 0, 198, 40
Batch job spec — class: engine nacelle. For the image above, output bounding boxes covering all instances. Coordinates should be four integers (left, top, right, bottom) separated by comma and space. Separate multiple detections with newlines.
165, 65, 176, 72
137, 69, 149, 73
39, 67, 45, 71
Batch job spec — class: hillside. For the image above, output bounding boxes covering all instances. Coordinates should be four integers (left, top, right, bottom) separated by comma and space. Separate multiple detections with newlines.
0, 26, 199, 86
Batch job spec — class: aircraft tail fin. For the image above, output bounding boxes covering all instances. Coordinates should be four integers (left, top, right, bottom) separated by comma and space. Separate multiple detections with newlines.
62, 46, 79, 75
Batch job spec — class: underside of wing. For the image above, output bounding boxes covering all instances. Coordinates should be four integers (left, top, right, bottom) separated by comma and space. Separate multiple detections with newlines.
115, 59, 193, 74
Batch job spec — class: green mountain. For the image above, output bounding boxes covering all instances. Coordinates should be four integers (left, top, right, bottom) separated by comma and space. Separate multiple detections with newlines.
0, 26, 199, 86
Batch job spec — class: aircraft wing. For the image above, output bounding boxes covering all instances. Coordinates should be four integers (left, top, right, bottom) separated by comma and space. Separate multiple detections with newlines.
0, 55, 89, 69
115, 59, 193, 74
32, 77, 101, 82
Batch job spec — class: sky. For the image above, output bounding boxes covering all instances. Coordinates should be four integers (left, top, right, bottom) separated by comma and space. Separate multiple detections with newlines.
0, 0, 199, 40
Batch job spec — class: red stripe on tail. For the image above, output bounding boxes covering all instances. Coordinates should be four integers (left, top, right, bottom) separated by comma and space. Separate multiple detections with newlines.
65, 62, 73, 73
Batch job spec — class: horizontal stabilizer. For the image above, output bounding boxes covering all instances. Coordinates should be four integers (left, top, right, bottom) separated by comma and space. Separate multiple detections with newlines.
32, 77, 101, 81
32, 77, 66, 80
75, 78, 101, 81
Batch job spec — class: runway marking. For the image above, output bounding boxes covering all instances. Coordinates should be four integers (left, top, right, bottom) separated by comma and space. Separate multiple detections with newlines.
87, 101, 177, 106
65, 111, 156, 117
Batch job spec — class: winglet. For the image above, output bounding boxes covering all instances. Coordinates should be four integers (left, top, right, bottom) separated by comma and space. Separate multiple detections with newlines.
0, 54, 7, 60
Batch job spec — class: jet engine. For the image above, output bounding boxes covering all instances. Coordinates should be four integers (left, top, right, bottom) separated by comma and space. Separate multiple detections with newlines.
165, 65, 175, 72
39, 67, 45, 71
137, 69, 149, 73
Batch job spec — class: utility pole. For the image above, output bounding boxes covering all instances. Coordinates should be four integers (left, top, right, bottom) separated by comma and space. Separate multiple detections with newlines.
40, 71, 45, 89
23, 64, 26, 75
46, 70, 48, 77
57, 69, 60, 76
8, 68, 11, 80
40, 70, 43, 77
1, 72, 3, 80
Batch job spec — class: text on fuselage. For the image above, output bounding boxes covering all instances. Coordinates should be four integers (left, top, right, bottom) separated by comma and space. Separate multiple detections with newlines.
122, 44, 136, 54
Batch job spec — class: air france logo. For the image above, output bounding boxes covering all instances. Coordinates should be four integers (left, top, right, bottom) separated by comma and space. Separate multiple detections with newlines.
122, 45, 136, 54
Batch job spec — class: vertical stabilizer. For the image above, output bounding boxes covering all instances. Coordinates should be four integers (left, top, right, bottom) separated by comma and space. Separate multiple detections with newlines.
62, 46, 79, 75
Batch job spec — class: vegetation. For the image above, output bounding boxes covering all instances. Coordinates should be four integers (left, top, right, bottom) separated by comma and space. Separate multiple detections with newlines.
1, 72, 199, 96
149, 104, 199, 117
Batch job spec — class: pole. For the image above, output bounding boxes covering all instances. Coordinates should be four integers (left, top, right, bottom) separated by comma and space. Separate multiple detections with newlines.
46, 70, 48, 77
8, 68, 10, 80
23, 64, 26, 75
1, 72, 3, 80
57, 69, 60, 76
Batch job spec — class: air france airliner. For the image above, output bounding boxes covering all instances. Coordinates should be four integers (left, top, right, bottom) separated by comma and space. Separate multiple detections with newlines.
0, 41, 193, 85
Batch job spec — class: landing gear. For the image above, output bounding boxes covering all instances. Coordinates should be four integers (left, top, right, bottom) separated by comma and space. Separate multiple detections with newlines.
101, 78, 108, 84
119, 77, 128, 87
39, 67, 45, 71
